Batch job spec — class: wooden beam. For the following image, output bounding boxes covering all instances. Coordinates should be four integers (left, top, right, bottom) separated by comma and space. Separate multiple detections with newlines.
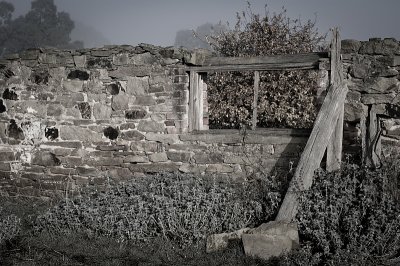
252, 71, 260, 130
275, 82, 348, 221
188, 52, 329, 72
327, 27, 344, 172
188, 71, 203, 132
203, 52, 328, 66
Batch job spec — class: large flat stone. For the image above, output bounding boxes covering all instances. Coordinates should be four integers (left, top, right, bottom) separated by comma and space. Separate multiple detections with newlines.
60, 126, 103, 142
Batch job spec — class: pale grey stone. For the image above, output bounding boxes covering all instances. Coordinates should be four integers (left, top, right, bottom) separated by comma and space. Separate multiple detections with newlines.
206, 228, 250, 253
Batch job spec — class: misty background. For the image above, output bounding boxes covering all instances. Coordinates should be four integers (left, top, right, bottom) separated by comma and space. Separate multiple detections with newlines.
2, 0, 400, 52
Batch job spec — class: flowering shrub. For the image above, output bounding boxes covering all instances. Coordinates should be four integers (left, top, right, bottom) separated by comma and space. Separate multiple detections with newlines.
207, 4, 325, 129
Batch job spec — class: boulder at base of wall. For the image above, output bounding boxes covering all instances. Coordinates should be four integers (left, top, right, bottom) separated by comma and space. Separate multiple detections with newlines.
242, 221, 299, 261
32, 151, 61, 167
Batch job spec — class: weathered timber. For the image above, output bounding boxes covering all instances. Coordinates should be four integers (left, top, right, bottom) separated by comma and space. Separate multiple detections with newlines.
275, 82, 348, 221
252, 71, 260, 130
327, 28, 344, 172
188, 72, 203, 131
188, 52, 328, 72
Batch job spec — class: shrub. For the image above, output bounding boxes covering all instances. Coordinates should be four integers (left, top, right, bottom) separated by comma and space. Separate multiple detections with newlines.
207, 3, 325, 129
34, 172, 281, 247
295, 159, 400, 265
0, 208, 21, 244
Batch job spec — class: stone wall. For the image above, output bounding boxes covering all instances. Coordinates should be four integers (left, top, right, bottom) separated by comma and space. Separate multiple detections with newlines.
1, 37, 400, 199
0, 45, 310, 198
341, 38, 400, 164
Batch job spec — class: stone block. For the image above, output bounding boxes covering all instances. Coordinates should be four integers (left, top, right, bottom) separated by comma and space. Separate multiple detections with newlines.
112, 94, 129, 111
109, 66, 152, 78
194, 153, 223, 164
126, 76, 149, 95
361, 93, 396, 104
178, 164, 207, 174
130, 141, 162, 153
120, 130, 145, 141
129, 163, 179, 173
91, 49, 114, 57
123, 155, 149, 163
56, 93, 86, 108
134, 95, 156, 106
344, 102, 368, 122
32, 151, 61, 167
60, 126, 103, 142
107, 167, 132, 180
137, 121, 165, 133
86, 80, 104, 94
341, 39, 361, 54
145, 133, 179, 144
149, 152, 168, 162
242, 221, 299, 261
125, 109, 148, 120
206, 164, 234, 173
96, 144, 128, 151
73, 55, 87, 67
166, 151, 192, 162
113, 53, 129, 65
93, 103, 112, 119
41, 141, 82, 149
76, 166, 99, 177
131, 52, 157, 65
119, 123, 136, 130
47, 104, 65, 117
62, 79, 84, 93
206, 228, 250, 253
0, 151, 15, 162
49, 167, 76, 175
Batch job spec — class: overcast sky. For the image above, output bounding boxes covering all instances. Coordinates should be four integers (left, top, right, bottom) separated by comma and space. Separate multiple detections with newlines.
9, 0, 400, 48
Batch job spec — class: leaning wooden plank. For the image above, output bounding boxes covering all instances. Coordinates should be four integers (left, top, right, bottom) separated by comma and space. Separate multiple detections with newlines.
188, 71, 198, 132
275, 82, 348, 222
326, 27, 344, 172
203, 52, 328, 66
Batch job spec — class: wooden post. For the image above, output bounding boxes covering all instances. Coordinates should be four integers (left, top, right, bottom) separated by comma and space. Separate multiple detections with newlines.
276, 28, 348, 221
188, 71, 203, 132
252, 71, 260, 130
327, 27, 344, 172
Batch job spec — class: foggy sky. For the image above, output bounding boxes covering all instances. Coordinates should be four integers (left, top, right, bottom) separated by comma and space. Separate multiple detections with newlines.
9, 0, 400, 48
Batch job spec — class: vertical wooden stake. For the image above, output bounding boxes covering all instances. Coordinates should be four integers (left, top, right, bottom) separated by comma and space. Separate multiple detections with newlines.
189, 71, 203, 132
252, 71, 260, 130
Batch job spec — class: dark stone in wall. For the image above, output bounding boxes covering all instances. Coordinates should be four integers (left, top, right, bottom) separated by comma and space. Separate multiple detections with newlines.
77, 102, 91, 119
3, 88, 18, 100
31, 69, 50, 84
32, 151, 61, 167
0, 99, 6, 113
385, 104, 400, 118
104, 126, 119, 140
45, 127, 59, 140
107, 83, 120, 95
87, 58, 112, 69
0, 66, 14, 79
125, 109, 147, 119
8, 119, 24, 140
67, 70, 90, 80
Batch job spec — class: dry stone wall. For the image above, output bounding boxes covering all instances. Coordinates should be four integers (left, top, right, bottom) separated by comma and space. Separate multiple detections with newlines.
1, 37, 400, 199
0, 45, 309, 198
341, 38, 400, 164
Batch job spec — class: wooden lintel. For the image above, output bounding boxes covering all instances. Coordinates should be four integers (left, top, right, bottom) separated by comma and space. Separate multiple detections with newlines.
187, 52, 328, 73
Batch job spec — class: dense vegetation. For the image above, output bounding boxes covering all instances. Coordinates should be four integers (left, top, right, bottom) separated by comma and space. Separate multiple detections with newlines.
206, 4, 325, 129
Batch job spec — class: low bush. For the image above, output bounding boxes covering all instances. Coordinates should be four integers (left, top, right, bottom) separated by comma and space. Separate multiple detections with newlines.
34, 172, 281, 247
0, 209, 21, 244
293, 158, 400, 265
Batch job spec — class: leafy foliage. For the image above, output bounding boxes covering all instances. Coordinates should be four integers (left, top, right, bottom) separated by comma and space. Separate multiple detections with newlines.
0, 0, 82, 57
0, 208, 21, 244
34, 172, 281, 247
295, 159, 400, 265
207, 4, 325, 129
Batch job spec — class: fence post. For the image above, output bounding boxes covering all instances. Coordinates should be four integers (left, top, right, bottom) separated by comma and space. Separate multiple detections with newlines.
189, 71, 204, 132
327, 28, 344, 172
252, 71, 260, 130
